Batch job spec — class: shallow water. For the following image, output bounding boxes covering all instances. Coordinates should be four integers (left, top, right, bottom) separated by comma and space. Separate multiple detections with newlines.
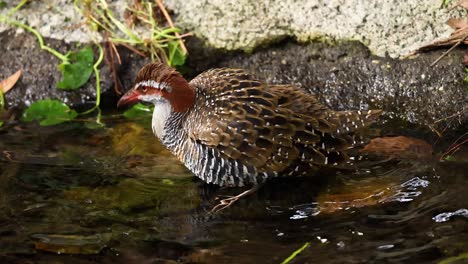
0, 117, 467, 263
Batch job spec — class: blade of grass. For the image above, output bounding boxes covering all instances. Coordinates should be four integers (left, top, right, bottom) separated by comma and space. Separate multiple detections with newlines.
102, 4, 141, 42
281, 242, 310, 264
0, 90, 4, 110
110, 37, 142, 44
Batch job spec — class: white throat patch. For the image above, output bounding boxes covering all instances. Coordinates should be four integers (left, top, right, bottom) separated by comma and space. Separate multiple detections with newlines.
152, 100, 172, 139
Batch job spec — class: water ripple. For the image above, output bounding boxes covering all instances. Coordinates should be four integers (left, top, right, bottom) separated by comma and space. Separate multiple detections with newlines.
383, 177, 430, 203
432, 209, 468, 223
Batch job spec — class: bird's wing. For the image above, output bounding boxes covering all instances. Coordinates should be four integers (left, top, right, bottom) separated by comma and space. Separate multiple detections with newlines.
187, 68, 313, 173
187, 68, 382, 173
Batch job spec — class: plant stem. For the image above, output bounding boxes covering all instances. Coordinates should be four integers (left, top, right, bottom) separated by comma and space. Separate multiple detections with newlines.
281, 242, 310, 264
80, 42, 104, 115
8, 0, 28, 16
94, 43, 104, 108
155, 0, 187, 55
0, 89, 5, 110
0, 16, 70, 63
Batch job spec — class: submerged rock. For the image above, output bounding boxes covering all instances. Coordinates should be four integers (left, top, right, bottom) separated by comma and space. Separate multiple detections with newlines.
31, 233, 111, 254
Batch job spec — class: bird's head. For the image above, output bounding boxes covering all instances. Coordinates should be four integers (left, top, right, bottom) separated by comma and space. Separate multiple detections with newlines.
117, 63, 195, 112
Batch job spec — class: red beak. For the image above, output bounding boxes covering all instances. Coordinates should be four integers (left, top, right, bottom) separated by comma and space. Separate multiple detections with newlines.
117, 89, 141, 108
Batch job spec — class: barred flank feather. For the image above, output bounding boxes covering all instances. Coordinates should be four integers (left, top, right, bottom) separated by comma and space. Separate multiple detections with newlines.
136, 64, 381, 187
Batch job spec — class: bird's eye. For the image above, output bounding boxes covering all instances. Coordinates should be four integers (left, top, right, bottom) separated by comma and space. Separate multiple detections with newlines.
141, 86, 148, 92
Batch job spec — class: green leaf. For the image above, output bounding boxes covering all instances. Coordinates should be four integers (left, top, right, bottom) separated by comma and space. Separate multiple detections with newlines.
440, 0, 453, 8
443, 155, 456, 161
21, 99, 78, 126
123, 103, 153, 119
57, 47, 94, 90
167, 40, 186, 67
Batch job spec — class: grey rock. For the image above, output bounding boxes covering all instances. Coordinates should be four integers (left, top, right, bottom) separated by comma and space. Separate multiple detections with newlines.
0, 1, 466, 130
164, 0, 466, 57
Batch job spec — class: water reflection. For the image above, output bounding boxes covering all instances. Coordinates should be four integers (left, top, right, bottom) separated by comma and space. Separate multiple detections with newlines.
0, 119, 467, 263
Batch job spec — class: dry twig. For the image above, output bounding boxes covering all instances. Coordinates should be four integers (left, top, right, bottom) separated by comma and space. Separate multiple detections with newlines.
155, 0, 188, 55
430, 33, 468, 66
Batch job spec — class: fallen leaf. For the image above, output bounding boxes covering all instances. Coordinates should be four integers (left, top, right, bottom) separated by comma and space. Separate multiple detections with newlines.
463, 53, 468, 66
316, 176, 398, 214
417, 27, 468, 52
458, 0, 468, 9
0, 69, 22, 93
31, 233, 110, 254
447, 18, 468, 30
361, 136, 433, 160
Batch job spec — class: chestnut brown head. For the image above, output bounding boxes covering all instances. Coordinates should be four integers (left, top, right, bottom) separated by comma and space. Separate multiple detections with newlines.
117, 63, 195, 112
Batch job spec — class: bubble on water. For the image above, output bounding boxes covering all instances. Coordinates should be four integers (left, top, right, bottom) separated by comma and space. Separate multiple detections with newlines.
432, 209, 468, 223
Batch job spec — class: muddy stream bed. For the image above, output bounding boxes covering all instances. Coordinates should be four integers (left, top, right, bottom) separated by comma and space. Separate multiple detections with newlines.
0, 113, 467, 263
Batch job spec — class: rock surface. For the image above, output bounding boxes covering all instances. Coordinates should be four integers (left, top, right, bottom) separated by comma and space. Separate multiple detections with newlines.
1, 1, 465, 58
0, 29, 150, 110
164, 0, 465, 58
0, 1, 467, 130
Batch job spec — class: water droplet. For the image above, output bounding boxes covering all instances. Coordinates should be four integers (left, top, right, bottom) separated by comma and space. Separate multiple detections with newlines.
316, 236, 328, 243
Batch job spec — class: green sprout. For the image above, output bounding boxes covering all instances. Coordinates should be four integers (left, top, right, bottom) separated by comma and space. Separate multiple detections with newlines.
440, 0, 453, 8
74, 0, 187, 66
1, 0, 188, 127
0, 1, 96, 91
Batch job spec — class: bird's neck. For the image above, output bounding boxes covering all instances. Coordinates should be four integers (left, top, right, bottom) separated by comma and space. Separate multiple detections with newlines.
152, 100, 173, 139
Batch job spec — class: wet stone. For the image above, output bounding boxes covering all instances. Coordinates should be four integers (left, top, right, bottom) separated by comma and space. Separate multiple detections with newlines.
30, 233, 111, 254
